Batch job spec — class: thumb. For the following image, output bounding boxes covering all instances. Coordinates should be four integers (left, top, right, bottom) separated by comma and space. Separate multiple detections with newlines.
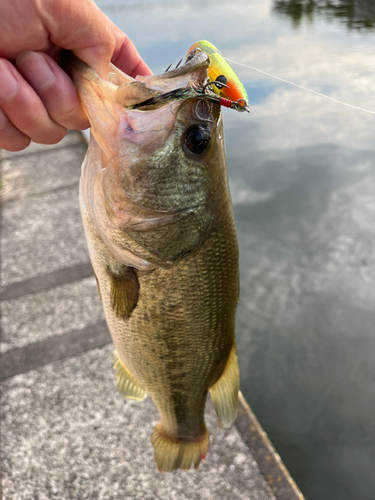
43, 0, 116, 78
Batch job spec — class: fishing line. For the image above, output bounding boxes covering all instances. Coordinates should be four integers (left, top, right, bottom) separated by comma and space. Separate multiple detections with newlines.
224, 57, 375, 116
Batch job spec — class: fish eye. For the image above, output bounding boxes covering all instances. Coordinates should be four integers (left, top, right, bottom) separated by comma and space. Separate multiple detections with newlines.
184, 125, 211, 155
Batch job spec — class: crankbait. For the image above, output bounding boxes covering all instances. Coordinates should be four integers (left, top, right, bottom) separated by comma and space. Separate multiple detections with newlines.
186, 40, 250, 113
131, 40, 250, 113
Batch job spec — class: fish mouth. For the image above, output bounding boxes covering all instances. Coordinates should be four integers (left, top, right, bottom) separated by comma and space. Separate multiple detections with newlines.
131, 51, 210, 106
67, 49, 212, 158
122, 51, 211, 112
68, 49, 210, 113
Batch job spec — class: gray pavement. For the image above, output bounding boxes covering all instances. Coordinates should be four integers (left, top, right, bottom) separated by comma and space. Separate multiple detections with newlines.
2, 276, 104, 353
0, 132, 304, 500
2, 345, 274, 500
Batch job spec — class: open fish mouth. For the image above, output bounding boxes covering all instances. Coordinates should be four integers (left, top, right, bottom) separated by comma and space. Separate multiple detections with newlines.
65, 50, 214, 161
68, 47, 248, 124
67, 49, 212, 119
125, 51, 212, 110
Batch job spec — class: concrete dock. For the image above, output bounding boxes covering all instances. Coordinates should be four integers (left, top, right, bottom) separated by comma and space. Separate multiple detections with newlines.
0, 132, 304, 500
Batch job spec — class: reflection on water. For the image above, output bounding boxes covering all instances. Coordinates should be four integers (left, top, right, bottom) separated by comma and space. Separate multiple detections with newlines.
273, 0, 375, 31
96, 1, 375, 499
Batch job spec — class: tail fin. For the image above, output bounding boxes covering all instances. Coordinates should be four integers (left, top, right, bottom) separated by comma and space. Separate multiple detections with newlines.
151, 423, 209, 472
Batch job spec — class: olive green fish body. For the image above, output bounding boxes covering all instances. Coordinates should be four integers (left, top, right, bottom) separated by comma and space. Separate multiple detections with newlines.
83, 191, 238, 437
72, 50, 240, 472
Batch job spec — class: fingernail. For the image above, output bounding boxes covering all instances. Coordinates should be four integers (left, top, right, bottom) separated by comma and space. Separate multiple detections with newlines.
17, 52, 55, 91
0, 60, 18, 100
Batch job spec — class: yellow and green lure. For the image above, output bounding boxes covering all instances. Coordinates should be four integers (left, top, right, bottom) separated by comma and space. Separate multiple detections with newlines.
131, 40, 249, 113
187, 40, 250, 113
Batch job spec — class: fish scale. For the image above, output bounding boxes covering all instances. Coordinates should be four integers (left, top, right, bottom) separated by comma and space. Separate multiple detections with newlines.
101, 208, 238, 438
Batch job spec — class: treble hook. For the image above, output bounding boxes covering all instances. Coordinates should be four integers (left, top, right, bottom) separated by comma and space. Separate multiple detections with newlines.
202, 80, 230, 93
193, 100, 213, 123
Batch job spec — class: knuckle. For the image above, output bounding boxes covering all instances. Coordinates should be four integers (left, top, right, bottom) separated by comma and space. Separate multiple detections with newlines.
19, 114, 40, 130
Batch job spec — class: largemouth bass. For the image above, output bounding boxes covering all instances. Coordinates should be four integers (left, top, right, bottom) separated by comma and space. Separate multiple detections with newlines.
70, 49, 240, 472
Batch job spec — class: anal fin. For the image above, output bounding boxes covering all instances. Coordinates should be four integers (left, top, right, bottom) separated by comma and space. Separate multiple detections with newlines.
209, 344, 239, 428
113, 350, 147, 401
107, 266, 139, 319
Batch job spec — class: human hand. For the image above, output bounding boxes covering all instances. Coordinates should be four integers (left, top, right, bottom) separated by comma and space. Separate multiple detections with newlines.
0, 0, 152, 151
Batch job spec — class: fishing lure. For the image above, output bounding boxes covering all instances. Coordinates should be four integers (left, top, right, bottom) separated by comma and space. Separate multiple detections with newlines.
130, 88, 198, 109
187, 40, 250, 112
131, 40, 250, 113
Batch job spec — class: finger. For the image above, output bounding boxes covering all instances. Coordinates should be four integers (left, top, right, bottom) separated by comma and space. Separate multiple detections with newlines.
16, 51, 89, 130
42, 0, 151, 78
44, 0, 116, 78
0, 107, 31, 152
0, 58, 67, 145
112, 28, 152, 78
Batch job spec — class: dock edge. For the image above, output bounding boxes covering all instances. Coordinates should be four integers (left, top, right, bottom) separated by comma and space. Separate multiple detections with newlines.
235, 391, 305, 500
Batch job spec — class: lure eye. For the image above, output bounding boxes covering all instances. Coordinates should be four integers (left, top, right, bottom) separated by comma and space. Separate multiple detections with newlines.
185, 125, 211, 155
215, 74, 228, 89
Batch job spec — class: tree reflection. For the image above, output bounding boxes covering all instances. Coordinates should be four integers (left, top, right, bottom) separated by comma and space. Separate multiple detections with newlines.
273, 0, 375, 31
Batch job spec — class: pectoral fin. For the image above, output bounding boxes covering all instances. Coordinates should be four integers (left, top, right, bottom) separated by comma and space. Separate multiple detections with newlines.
113, 350, 147, 401
107, 266, 139, 319
209, 345, 239, 428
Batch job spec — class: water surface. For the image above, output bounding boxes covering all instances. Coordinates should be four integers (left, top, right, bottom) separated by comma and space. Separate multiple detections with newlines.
95, 1, 375, 498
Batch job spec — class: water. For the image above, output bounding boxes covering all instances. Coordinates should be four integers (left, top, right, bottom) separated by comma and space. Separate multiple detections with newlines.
95, 1, 375, 498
